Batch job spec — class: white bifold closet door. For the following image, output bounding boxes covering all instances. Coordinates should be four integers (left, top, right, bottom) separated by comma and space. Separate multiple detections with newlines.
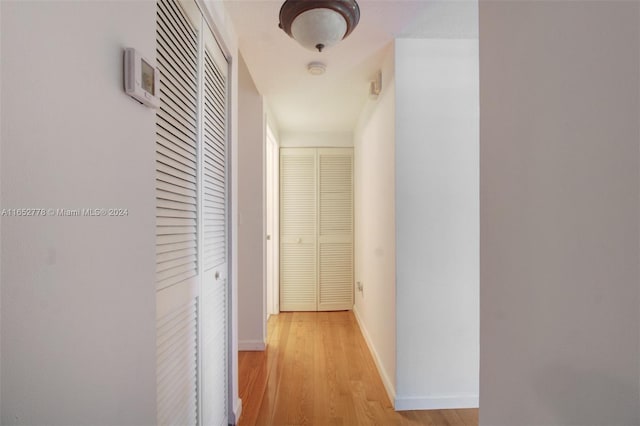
200, 22, 228, 426
155, 0, 228, 425
280, 148, 353, 312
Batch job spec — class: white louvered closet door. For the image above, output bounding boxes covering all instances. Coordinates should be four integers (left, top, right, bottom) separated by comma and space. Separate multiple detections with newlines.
280, 148, 353, 312
156, 0, 200, 424
280, 148, 317, 311
318, 148, 353, 311
156, 0, 229, 425
200, 23, 228, 426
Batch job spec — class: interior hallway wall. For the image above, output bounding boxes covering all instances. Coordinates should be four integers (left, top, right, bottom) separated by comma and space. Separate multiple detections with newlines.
0, 2, 157, 423
237, 52, 266, 350
353, 43, 398, 403
394, 38, 479, 410
479, 2, 640, 425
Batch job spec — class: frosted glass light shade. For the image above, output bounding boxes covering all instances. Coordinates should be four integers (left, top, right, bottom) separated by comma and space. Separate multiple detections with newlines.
279, 0, 360, 52
290, 8, 347, 52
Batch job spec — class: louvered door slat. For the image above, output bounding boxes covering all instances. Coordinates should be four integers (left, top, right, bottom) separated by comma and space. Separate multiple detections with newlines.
157, 233, 196, 246
319, 242, 353, 308
157, 180, 197, 199
158, 0, 197, 43
158, 106, 197, 142
156, 45, 196, 94
156, 79, 194, 116
156, 125, 197, 158
157, 271, 197, 292
202, 47, 227, 274
157, 245, 196, 263
158, 165, 196, 190
157, 153, 197, 181
157, 198, 197, 213
157, 208, 197, 220
156, 298, 198, 426
156, 31, 197, 85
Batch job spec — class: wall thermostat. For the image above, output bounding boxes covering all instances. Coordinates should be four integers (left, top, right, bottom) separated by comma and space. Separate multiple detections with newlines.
124, 47, 160, 108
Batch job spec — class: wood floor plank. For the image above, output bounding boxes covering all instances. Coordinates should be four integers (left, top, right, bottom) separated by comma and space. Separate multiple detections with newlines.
238, 351, 268, 426
238, 312, 478, 426
455, 408, 479, 426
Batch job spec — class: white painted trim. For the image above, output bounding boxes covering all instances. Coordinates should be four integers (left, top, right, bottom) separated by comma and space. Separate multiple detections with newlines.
238, 340, 266, 351
394, 395, 479, 411
195, 0, 232, 61
230, 397, 242, 425
353, 305, 396, 407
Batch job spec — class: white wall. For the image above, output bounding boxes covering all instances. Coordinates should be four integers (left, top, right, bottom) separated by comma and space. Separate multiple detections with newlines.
280, 130, 353, 148
353, 44, 397, 404
237, 53, 266, 351
394, 38, 479, 410
0, 2, 157, 424
479, 2, 640, 425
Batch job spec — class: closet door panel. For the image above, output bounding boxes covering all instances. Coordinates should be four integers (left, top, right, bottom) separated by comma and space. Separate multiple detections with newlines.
156, 0, 200, 424
156, 1, 229, 425
200, 24, 229, 426
318, 149, 353, 311
280, 148, 317, 311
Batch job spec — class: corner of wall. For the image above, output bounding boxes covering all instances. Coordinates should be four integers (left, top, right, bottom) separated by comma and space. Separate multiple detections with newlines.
237, 51, 266, 348
263, 100, 281, 142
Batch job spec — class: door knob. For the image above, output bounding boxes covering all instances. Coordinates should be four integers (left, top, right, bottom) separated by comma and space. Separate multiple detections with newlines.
215, 271, 220, 280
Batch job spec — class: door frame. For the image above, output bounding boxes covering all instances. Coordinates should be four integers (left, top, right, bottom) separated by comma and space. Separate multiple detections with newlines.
265, 124, 280, 318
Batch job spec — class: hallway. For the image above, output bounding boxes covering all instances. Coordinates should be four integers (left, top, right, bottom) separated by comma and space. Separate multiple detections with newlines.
238, 312, 479, 426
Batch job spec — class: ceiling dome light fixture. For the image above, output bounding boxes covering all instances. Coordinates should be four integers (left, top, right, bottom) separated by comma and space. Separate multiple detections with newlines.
278, 0, 360, 52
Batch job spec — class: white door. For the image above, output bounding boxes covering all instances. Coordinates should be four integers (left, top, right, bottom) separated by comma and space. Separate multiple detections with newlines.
317, 149, 354, 311
265, 127, 279, 316
279, 148, 353, 312
155, 0, 229, 424
280, 148, 317, 311
200, 20, 229, 426
156, 0, 200, 423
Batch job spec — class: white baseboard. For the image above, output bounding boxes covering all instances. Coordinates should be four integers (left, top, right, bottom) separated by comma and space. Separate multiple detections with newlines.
238, 340, 266, 351
230, 397, 242, 425
394, 395, 479, 411
353, 305, 396, 407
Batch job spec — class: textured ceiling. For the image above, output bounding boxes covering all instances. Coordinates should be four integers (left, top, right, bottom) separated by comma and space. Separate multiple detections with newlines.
223, 0, 478, 133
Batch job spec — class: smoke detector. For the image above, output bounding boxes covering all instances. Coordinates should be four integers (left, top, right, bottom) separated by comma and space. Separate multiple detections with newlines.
307, 61, 326, 75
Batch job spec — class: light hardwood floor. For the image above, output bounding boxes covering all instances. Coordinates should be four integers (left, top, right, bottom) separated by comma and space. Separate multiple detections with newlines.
238, 311, 478, 426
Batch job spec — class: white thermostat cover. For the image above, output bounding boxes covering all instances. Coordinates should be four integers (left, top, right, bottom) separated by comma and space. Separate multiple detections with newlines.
124, 47, 160, 108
